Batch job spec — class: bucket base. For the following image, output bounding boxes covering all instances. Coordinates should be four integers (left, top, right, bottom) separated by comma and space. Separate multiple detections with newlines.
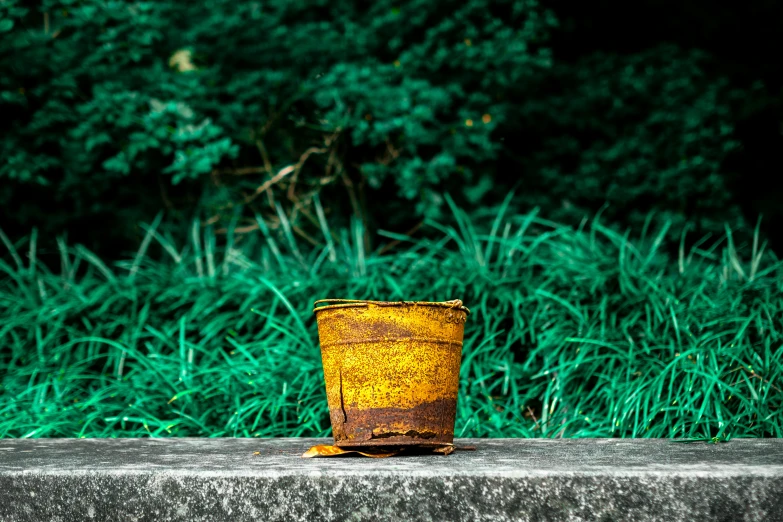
328, 398, 459, 449
333, 438, 453, 449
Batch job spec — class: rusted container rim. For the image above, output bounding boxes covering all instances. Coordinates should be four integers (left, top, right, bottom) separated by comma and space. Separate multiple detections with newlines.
313, 299, 470, 315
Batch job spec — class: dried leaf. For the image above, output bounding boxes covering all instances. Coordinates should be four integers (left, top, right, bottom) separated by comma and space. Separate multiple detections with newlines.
302, 445, 401, 458
301, 443, 475, 458
302, 445, 350, 458
354, 450, 401, 458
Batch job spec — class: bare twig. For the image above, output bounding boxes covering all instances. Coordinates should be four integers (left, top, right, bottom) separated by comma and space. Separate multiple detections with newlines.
215, 223, 259, 235
526, 406, 540, 430
219, 166, 274, 176
244, 145, 327, 205
243, 164, 296, 204
376, 137, 400, 166
341, 170, 361, 219
286, 134, 337, 201
255, 139, 273, 175
292, 225, 319, 246
202, 215, 220, 226
749, 371, 782, 393
377, 220, 424, 256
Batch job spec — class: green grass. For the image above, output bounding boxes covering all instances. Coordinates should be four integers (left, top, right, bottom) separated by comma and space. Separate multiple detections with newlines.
1, 200, 781, 439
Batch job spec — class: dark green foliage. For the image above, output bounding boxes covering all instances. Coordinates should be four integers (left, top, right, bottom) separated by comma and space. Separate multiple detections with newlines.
3, 0, 774, 250
1, 207, 781, 438
0, 0, 238, 239
546, 0, 783, 247
510, 45, 749, 233
0, 0, 555, 240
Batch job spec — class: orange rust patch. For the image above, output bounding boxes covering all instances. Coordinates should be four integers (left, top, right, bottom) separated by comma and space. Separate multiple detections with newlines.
330, 398, 458, 447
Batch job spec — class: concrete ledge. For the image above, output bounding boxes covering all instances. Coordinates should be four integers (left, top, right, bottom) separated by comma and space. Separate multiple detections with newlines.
1, 438, 782, 521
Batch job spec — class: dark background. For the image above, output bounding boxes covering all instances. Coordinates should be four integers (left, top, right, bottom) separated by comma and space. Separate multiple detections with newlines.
2, 0, 782, 254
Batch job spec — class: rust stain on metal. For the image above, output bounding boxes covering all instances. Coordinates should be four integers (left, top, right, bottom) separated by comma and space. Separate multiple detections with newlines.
338, 368, 348, 423
314, 299, 469, 449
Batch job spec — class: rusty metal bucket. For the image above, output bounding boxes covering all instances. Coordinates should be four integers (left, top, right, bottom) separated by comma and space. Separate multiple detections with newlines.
313, 299, 469, 448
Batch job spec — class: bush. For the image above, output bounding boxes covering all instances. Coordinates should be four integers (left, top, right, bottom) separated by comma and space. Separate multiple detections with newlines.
506, 45, 748, 234
0, 0, 555, 242
0, 0, 767, 251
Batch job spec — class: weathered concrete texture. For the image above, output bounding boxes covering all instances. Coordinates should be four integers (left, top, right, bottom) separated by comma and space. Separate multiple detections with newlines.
1, 438, 782, 522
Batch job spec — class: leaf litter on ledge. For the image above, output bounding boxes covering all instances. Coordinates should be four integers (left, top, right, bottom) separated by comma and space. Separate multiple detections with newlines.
301, 443, 477, 458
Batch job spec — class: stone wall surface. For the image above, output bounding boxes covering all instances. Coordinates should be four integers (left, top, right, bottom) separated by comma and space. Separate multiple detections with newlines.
1, 438, 782, 521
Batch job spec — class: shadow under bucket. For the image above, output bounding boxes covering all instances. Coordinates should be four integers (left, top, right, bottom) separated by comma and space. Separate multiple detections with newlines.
313, 299, 469, 448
